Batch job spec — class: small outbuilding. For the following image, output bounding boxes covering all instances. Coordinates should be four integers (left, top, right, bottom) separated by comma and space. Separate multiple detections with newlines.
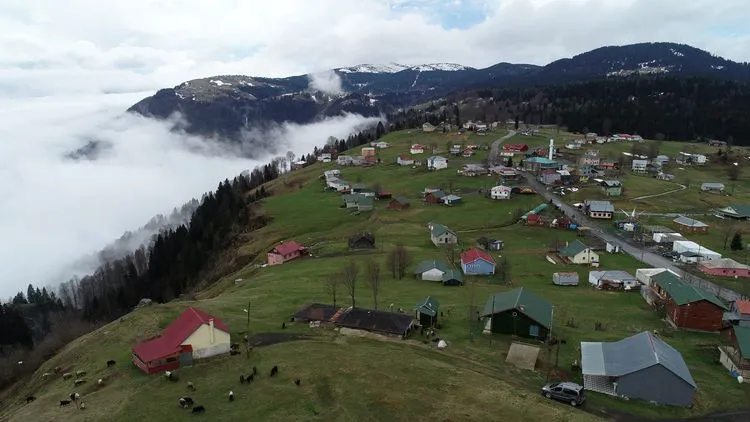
552, 272, 579, 286
348, 232, 376, 250
580, 331, 697, 407
388, 197, 411, 210
415, 296, 440, 327
335, 307, 416, 339
673, 216, 709, 233
479, 287, 552, 340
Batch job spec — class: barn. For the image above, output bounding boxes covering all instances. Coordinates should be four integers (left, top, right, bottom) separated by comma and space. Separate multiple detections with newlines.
132, 307, 231, 374
479, 287, 552, 340
650, 271, 728, 331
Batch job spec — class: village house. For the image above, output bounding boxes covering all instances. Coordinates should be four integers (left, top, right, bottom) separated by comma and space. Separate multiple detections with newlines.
335, 307, 417, 339
631, 159, 648, 173
449, 144, 462, 155
396, 155, 414, 166
323, 169, 340, 180
427, 155, 448, 170
424, 190, 446, 204
348, 232, 375, 250
480, 287, 552, 340
372, 141, 389, 149
441, 194, 462, 206
337, 155, 355, 165
596, 158, 617, 170
579, 155, 601, 166
699, 258, 750, 278
503, 144, 529, 153
654, 155, 669, 166
460, 248, 496, 275
580, 331, 696, 407
723, 300, 750, 327
588, 270, 638, 290
428, 222, 458, 247
415, 296, 440, 326
649, 271, 728, 331
719, 325, 750, 379
320, 153, 332, 163
326, 178, 350, 192
410, 144, 425, 154
538, 169, 561, 185
673, 216, 709, 233
422, 122, 436, 132
413, 260, 463, 286
132, 307, 231, 374
600, 180, 623, 197
489, 166, 518, 179
341, 194, 374, 212
701, 182, 725, 193
718, 204, 750, 220
476, 236, 504, 251
559, 240, 599, 265
490, 185, 512, 200
388, 196, 411, 210
459, 163, 487, 176
267, 241, 307, 265
657, 172, 675, 181
584, 200, 614, 219
361, 147, 376, 157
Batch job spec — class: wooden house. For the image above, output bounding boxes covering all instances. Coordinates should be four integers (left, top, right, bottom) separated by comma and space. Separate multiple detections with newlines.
650, 271, 728, 331
673, 216, 709, 233
719, 325, 750, 378
388, 197, 411, 210
415, 296, 439, 326
479, 287, 552, 340
428, 222, 458, 247
348, 232, 375, 250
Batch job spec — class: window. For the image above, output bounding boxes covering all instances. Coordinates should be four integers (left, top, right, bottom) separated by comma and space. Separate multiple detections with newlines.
529, 325, 540, 337
166, 357, 177, 363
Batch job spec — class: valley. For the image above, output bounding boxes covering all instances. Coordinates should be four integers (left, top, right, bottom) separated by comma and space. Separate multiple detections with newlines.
4, 126, 750, 421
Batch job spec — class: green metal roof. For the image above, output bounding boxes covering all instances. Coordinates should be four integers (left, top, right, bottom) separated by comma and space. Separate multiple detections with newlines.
442, 269, 463, 283
526, 157, 556, 164
429, 222, 455, 238
415, 296, 440, 317
480, 287, 553, 328
651, 271, 728, 310
722, 204, 750, 218
414, 259, 451, 274
560, 240, 589, 257
392, 196, 410, 205
733, 325, 750, 359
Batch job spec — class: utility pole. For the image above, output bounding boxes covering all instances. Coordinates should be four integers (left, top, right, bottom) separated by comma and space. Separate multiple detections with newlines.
244, 301, 251, 359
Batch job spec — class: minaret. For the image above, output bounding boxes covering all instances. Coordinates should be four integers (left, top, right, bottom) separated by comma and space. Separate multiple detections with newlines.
548, 139, 555, 160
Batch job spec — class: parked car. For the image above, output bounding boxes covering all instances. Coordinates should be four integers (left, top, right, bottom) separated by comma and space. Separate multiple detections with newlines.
540, 381, 586, 407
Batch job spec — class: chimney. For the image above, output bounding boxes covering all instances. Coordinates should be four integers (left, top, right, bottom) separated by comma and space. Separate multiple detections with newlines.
209, 318, 215, 344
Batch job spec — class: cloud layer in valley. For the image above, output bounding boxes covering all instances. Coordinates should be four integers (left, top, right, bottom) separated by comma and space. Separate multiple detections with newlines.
0, 93, 379, 298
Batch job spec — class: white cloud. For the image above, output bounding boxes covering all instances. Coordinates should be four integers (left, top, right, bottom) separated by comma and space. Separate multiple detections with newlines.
0, 93, 379, 298
307, 70, 344, 96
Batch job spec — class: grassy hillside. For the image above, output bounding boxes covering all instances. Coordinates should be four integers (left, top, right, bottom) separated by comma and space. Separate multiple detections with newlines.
3, 128, 749, 421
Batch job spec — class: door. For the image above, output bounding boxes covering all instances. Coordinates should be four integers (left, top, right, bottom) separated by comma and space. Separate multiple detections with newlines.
529, 325, 540, 338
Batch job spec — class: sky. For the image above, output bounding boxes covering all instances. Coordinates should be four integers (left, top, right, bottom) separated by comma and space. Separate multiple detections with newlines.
0, 0, 748, 297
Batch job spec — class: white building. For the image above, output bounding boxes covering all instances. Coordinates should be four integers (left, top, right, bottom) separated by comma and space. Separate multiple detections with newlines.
632, 159, 648, 173
672, 240, 722, 261
427, 156, 448, 170
490, 185, 512, 200
410, 144, 425, 154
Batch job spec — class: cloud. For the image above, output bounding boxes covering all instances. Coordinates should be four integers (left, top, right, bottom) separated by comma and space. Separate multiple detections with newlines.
307, 70, 344, 96
0, 93, 379, 298
1, 0, 749, 96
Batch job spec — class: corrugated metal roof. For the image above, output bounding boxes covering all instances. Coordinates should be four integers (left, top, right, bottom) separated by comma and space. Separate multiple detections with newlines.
733, 326, 750, 359
586, 200, 615, 212
673, 216, 708, 227
581, 331, 696, 388
479, 287, 552, 328
652, 271, 728, 310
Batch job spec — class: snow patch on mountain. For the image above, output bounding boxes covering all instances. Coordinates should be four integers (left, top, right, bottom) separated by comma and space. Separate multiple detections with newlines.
337, 62, 473, 73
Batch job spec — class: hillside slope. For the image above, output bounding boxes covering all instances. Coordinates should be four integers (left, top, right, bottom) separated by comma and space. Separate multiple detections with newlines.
4, 128, 749, 421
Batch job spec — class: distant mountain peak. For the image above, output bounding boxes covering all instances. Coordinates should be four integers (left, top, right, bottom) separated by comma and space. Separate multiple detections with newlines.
337, 62, 473, 74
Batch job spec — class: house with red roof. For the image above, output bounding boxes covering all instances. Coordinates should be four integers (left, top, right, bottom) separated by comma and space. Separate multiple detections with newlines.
132, 307, 231, 374
460, 248, 496, 275
502, 144, 529, 153
267, 240, 308, 266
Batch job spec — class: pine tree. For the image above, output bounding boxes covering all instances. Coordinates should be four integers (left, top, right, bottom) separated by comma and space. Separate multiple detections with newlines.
731, 233, 744, 251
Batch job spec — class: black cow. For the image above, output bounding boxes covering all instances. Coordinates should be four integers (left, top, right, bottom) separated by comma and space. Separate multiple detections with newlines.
25, 396, 36, 403
192, 405, 205, 413
106, 360, 116, 368
294, 379, 301, 386
252, 366, 258, 375
270, 366, 278, 377
60, 400, 72, 407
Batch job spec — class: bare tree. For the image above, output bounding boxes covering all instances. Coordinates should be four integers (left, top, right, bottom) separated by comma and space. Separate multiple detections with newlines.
341, 260, 359, 307
721, 222, 739, 250
728, 164, 741, 181
647, 141, 661, 158
366, 260, 382, 309
445, 244, 459, 266
395, 245, 411, 279
326, 273, 340, 307
286, 150, 296, 167
386, 249, 397, 278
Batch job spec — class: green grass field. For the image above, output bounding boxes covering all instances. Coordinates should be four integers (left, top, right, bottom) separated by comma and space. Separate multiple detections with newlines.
3, 128, 750, 421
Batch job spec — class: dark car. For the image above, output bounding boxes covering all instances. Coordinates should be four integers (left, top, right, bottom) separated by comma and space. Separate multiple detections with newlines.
541, 381, 586, 407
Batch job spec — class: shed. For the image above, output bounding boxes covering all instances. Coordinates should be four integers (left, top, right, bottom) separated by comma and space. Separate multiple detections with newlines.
293, 303, 341, 323
588, 270, 638, 290
414, 259, 451, 281
580, 331, 696, 406
132, 307, 230, 374
460, 248, 496, 275
479, 287, 552, 340
442, 194, 462, 206
441, 269, 464, 286
348, 232, 376, 250
552, 272, 579, 286
701, 182, 725, 193
650, 271, 728, 331
700, 258, 750, 279
388, 197, 411, 210
415, 296, 440, 327
673, 216, 709, 233
335, 308, 416, 339
477, 236, 504, 251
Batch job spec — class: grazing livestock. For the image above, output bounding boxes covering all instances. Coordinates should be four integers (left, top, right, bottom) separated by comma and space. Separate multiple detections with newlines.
42, 372, 51, 380
75, 370, 86, 377
74, 379, 86, 387
230, 350, 240, 356
187, 382, 195, 391
62, 373, 73, 380
252, 366, 258, 375
246, 373, 254, 382
97, 378, 105, 386
69, 392, 80, 402
53, 366, 62, 373
295, 379, 301, 386
165, 371, 179, 381
281, 322, 286, 329
230, 343, 239, 350
26, 395, 36, 403
270, 366, 278, 377
228, 391, 234, 401
60, 400, 72, 407
239, 375, 245, 384
79, 402, 86, 410
192, 405, 205, 414
106, 360, 116, 368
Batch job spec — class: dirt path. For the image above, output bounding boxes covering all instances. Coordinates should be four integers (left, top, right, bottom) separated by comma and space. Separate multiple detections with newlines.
630, 183, 687, 201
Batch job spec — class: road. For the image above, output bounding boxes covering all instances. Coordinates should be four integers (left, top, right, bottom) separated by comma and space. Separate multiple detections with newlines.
488, 130, 517, 164
521, 172, 744, 302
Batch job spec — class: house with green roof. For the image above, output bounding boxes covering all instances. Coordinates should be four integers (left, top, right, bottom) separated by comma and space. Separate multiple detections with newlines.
559, 240, 599, 265
413, 260, 463, 285
651, 271, 728, 331
719, 325, 750, 378
340, 194, 374, 212
415, 296, 440, 327
718, 204, 750, 220
427, 222, 458, 247
479, 287, 552, 340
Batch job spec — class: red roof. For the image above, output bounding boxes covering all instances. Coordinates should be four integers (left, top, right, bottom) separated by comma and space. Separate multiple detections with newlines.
271, 241, 305, 255
133, 307, 229, 362
411, 144, 424, 149
503, 144, 529, 151
460, 248, 495, 265
736, 300, 750, 315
